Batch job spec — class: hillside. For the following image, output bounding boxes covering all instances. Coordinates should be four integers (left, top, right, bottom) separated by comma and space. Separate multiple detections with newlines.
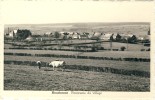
4, 22, 150, 36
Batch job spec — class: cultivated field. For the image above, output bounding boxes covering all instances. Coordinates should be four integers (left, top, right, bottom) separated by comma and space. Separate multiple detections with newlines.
4, 64, 150, 91
4, 49, 150, 58
100, 42, 150, 51
4, 40, 150, 51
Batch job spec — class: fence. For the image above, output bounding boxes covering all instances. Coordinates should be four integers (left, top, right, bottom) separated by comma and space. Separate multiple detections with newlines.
6, 47, 93, 52
4, 52, 150, 62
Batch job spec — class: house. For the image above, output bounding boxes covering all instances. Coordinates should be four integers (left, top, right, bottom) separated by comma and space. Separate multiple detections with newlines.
6, 30, 18, 38
67, 32, 74, 39
88, 34, 93, 39
91, 32, 102, 40
68, 32, 74, 35
137, 36, 144, 41
100, 33, 113, 41
59, 31, 65, 34
61, 32, 69, 39
112, 33, 122, 41
58, 32, 66, 39
44, 32, 53, 36
121, 34, 137, 43
6, 29, 32, 40
80, 32, 89, 39
25, 35, 34, 41
137, 35, 150, 43
57, 32, 79, 39
83, 32, 89, 36
80, 33, 88, 39
72, 32, 81, 39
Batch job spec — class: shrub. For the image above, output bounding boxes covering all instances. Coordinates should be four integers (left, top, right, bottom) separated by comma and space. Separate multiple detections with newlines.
120, 46, 126, 51
146, 48, 150, 51
91, 47, 97, 52
141, 49, 145, 51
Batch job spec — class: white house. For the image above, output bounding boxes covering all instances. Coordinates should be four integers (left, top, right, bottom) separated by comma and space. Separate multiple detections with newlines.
6, 30, 18, 38
91, 32, 102, 40
100, 33, 113, 40
25, 35, 34, 41
72, 32, 80, 39
44, 32, 53, 36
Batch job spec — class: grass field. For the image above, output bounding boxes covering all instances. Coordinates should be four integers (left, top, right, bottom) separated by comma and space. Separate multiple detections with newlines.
4, 55, 150, 72
4, 40, 150, 51
4, 64, 150, 91
101, 42, 149, 51
4, 49, 150, 58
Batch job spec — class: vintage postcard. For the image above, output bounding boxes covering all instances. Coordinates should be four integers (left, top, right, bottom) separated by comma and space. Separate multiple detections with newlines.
0, 0, 155, 100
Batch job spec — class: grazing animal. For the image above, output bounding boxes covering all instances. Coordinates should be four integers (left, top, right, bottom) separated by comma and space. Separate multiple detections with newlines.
36, 61, 41, 69
49, 60, 66, 71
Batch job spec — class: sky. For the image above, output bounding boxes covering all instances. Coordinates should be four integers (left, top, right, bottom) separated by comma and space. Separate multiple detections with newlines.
0, 1, 154, 24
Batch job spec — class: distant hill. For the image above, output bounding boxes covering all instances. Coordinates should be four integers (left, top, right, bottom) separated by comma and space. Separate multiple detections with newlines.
4, 22, 150, 36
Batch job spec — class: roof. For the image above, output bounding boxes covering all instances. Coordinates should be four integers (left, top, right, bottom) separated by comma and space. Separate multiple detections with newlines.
83, 32, 89, 35
104, 33, 113, 37
25, 36, 33, 41
93, 32, 102, 37
59, 32, 65, 34
68, 32, 74, 35
113, 33, 120, 36
9, 31, 14, 35
45, 32, 52, 35
13, 30, 18, 33
120, 34, 135, 38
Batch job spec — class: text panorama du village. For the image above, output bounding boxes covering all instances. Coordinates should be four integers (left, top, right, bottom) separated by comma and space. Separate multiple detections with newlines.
52, 91, 102, 95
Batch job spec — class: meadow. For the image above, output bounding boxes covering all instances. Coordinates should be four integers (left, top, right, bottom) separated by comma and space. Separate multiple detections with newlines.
4, 49, 150, 58
4, 55, 150, 72
4, 64, 150, 91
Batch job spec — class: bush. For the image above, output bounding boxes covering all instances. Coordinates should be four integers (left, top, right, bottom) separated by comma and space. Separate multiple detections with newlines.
15, 29, 32, 40
141, 49, 145, 51
97, 47, 104, 50
120, 46, 126, 51
146, 48, 150, 51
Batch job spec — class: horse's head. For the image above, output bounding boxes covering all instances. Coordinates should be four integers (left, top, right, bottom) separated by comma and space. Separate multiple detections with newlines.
36, 61, 41, 64
62, 61, 66, 65
48, 61, 53, 66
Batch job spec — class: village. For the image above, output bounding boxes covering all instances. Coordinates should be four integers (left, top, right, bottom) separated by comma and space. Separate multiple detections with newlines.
4, 28, 150, 52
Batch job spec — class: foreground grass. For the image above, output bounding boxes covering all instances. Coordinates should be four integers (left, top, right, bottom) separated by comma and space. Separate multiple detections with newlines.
4, 64, 150, 91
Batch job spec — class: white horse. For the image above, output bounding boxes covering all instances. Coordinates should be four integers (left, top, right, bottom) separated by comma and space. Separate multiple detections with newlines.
49, 60, 66, 71
36, 61, 41, 69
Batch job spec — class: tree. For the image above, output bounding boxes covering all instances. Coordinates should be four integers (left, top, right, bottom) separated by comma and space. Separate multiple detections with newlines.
148, 28, 150, 35
91, 44, 98, 52
120, 46, 126, 51
54, 31, 60, 39
15, 29, 32, 40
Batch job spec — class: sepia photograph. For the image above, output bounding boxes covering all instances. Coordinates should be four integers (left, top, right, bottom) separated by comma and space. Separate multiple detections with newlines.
4, 22, 150, 91
0, 0, 155, 99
